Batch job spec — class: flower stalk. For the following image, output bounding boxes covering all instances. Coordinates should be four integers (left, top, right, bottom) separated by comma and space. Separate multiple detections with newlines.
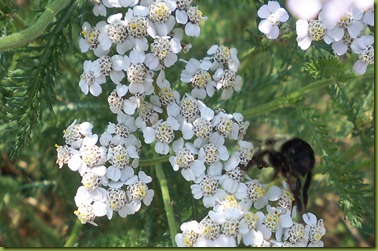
155, 161, 177, 246
0, 0, 73, 51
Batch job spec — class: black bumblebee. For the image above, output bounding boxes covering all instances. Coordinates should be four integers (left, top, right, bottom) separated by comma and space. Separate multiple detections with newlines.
241, 135, 315, 212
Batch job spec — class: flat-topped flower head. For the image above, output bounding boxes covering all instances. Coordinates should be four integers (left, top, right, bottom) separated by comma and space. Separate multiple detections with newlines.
190, 175, 227, 208
142, 117, 180, 154
135, 100, 163, 129
175, 220, 200, 247
213, 69, 242, 100
257, 1, 289, 39
56, 144, 73, 168
124, 171, 155, 214
169, 138, 205, 181
79, 22, 109, 56
207, 45, 240, 72
79, 60, 107, 97
63, 120, 94, 149
176, 3, 206, 37
285, 222, 306, 245
351, 35, 374, 74
81, 172, 102, 191
296, 18, 326, 50
147, 0, 177, 36
198, 217, 221, 241
74, 203, 98, 226
303, 213, 326, 247
92, 55, 125, 84
145, 36, 181, 70
180, 58, 216, 99
219, 167, 245, 193
179, 94, 200, 122
107, 188, 127, 212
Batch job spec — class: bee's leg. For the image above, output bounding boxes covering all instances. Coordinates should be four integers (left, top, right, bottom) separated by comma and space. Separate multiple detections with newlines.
293, 178, 303, 212
302, 171, 312, 211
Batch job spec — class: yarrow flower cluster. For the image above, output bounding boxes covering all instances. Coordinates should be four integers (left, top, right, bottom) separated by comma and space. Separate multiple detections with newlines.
257, 0, 374, 75
56, 0, 328, 247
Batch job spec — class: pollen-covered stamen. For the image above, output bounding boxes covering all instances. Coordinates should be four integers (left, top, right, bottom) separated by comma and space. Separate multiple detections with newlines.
268, 13, 280, 26
82, 26, 100, 49
98, 56, 112, 76
107, 21, 128, 44
80, 71, 96, 85
200, 175, 219, 196
115, 123, 131, 139
202, 143, 219, 165
128, 180, 148, 201
216, 117, 234, 137
176, 0, 192, 10
214, 45, 230, 64
82, 172, 102, 191
239, 147, 253, 166
108, 144, 130, 168
338, 12, 354, 28
155, 121, 175, 144
127, 17, 148, 38
264, 211, 280, 232
278, 189, 294, 209
243, 212, 259, 230
108, 188, 127, 211
222, 194, 239, 209
180, 97, 199, 120
56, 145, 72, 168
64, 124, 82, 146
192, 70, 211, 89
187, 6, 203, 24
108, 90, 124, 112
342, 32, 354, 47
308, 20, 325, 41
81, 145, 103, 167
149, 2, 171, 23
222, 218, 240, 237
127, 63, 148, 83
218, 70, 236, 89
360, 45, 374, 65
247, 180, 266, 202
176, 148, 195, 169
74, 204, 96, 224
308, 219, 325, 243
225, 167, 245, 182
193, 118, 213, 139
182, 229, 199, 247
139, 102, 158, 124
199, 218, 221, 240
151, 37, 171, 60
287, 223, 305, 244
158, 87, 176, 106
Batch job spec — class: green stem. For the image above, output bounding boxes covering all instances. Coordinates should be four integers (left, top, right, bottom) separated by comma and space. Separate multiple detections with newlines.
64, 219, 82, 247
0, 0, 73, 51
155, 162, 177, 246
242, 73, 374, 119
139, 155, 169, 167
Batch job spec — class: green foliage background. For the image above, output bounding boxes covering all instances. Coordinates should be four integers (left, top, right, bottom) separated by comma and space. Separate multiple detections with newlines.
0, 0, 375, 247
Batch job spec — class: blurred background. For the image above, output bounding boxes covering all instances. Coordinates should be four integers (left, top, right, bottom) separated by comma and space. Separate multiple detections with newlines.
0, 0, 375, 247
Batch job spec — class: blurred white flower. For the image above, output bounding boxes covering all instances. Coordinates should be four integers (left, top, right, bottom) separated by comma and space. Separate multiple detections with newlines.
257, 1, 289, 39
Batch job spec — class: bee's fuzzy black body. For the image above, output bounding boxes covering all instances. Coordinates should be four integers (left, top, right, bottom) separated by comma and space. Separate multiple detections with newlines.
243, 136, 315, 212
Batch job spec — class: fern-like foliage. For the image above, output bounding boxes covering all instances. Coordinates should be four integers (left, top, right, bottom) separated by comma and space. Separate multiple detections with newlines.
0, 1, 78, 159
299, 106, 373, 228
